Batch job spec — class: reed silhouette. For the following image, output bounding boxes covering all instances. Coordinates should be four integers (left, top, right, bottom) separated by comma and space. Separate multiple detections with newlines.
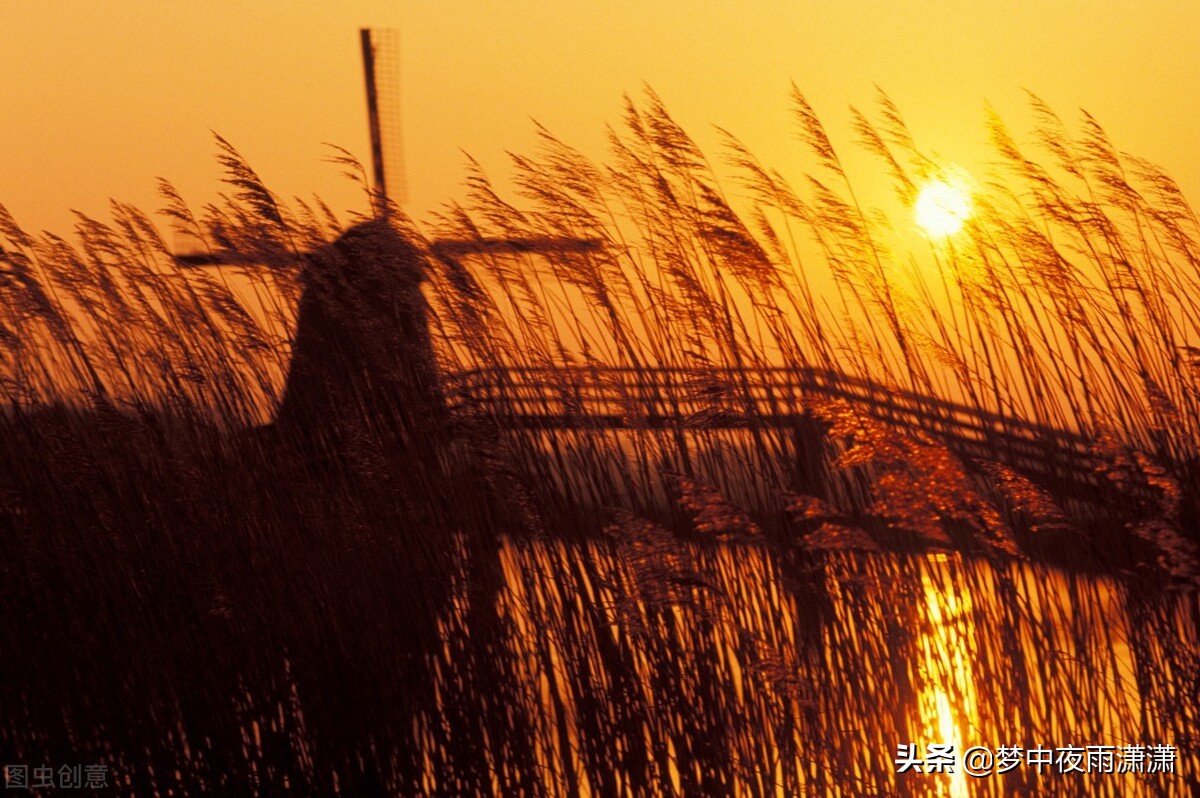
1, 91, 1198, 795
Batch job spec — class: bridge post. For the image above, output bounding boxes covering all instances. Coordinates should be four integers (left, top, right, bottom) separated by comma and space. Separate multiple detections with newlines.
791, 409, 831, 501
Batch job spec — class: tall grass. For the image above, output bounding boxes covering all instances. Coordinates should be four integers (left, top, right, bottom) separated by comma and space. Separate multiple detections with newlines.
1, 89, 1198, 795
423, 86, 1200, 575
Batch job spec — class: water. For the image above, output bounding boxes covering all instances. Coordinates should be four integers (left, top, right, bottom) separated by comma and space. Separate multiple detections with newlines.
3, 526, 1196, 795
397, 535, 1198, 796
3, 419, 1196, 795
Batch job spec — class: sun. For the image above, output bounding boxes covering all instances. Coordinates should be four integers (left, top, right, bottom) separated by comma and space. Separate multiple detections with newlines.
914, 176, 973, 239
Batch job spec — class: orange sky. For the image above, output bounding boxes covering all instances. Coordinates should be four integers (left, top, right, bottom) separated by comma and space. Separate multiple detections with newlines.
3, 1, 1198, 240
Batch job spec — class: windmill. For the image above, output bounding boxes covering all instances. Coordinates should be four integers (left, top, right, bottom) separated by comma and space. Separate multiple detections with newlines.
172, 30, 602, 443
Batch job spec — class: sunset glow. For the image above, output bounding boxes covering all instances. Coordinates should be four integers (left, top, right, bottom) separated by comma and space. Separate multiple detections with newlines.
4, 3, 1199, 795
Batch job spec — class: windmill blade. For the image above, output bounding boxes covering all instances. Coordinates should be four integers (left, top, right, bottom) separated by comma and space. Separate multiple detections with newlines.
429, 237, 603, 259
361, 28, 406, 212
174, 237, 602, 269
428, 237, 604, 301
173, 250, 258, 268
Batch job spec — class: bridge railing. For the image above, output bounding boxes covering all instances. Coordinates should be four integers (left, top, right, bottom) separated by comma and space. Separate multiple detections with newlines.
445, 365, 1117, 499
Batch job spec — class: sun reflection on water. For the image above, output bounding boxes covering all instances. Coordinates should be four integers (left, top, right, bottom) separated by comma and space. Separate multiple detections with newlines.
917, 555, 977, 797
405, 534, 1194, 796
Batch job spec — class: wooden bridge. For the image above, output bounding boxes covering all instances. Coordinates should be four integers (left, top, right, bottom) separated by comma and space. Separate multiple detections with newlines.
446, 365, 1132, 506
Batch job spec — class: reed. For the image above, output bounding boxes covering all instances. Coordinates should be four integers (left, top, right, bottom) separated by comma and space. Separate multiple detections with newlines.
424, 87, 1199, 578
1, 90, 1197, 795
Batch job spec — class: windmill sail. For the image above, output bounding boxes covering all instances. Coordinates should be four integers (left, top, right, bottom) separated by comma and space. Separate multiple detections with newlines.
360, 28, 406, 213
